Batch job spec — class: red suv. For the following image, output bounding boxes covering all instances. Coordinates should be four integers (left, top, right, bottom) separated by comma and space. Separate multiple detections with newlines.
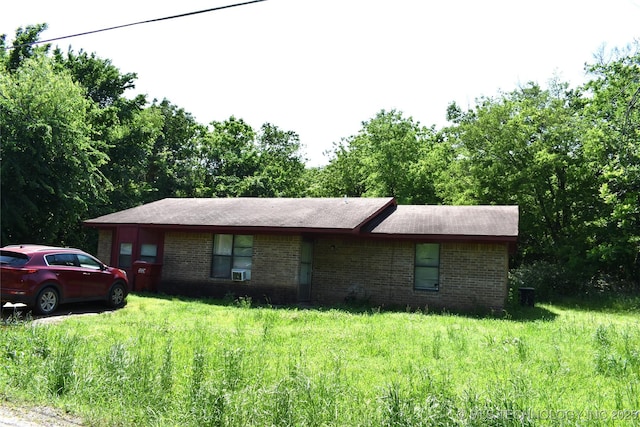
1, 245, 129, 315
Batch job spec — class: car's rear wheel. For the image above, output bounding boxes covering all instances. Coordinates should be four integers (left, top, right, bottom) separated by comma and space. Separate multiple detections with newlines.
35, 287, 59, 315
108, 282, 126, 308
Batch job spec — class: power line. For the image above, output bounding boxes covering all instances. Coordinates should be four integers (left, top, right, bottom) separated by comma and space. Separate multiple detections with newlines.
6, 0, 268, 50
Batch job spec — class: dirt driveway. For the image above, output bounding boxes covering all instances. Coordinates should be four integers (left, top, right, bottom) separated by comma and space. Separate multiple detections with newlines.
0, 403, 85, 427
1, 302, 115, 325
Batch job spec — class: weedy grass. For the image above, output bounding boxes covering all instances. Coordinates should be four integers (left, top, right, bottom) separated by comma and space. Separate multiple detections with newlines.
1, 294, 639, 426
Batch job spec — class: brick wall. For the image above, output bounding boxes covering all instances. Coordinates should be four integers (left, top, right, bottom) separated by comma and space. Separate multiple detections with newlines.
312, 237, 508, 311
252, 234, 301, 289
158, 232, 301, 303
162, 232, 213, 282
100, 228, 509, 311
96, 229, 112, 264
439, 243, 509, 310
312, 237, 411, 304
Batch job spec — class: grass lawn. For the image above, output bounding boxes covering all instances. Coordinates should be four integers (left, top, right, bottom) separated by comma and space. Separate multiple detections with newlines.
1, 294, 639, 426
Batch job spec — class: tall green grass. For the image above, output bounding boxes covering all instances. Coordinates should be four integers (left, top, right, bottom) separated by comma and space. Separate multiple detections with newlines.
1, 295, 639, 426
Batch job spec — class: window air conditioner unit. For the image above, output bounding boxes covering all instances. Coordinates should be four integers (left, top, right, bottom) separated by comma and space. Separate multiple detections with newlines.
232, 269, 247, 281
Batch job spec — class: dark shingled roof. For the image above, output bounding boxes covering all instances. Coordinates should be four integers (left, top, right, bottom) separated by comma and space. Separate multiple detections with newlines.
84, 197, 396, 231
370, 205, 518, 237
85, 198, 518, 240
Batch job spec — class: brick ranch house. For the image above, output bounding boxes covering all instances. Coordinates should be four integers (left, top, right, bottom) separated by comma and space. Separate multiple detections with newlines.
84, 197, 518, 311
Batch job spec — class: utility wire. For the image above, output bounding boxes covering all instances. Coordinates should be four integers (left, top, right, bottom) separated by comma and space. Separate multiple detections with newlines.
6, 0, 267, 50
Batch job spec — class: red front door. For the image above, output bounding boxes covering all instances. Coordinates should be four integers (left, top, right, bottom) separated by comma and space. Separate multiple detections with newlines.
114, 227, 139, 278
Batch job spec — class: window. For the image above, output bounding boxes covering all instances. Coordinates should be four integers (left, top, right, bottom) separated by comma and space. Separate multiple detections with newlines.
119, 243, 133, 268
140, 244, 158, 263
77, 254, 102, 270
211, 234, 253, 279
0, 251, 29, 267
46, 253, 78, 267
415, 243, 439, 291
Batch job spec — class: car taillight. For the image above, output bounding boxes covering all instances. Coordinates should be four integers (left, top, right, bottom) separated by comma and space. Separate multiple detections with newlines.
20, 268, 38, 274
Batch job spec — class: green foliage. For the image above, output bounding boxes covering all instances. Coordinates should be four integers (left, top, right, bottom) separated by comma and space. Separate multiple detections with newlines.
316, 139, 368, 197
445, 81, 600, 268
47, 333, 79, 396
592, 324, 640, 379
54, 47, 153, 211
198, 116, 258, 196
1, 27, 309, 249
582, 42, 640, 283
0, 54, 109, 245
55, 48, 137, 107
196, 117, 306, 198
355, 110, 425, 201
319, 110, 444, 204
3, 24, 50, 72
255, 122, 306, 197
144, 99, 208, 199
509, 261, 579, 301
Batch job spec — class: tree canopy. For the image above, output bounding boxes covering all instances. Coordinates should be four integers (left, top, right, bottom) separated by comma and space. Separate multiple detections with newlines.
0, 52, 108, 245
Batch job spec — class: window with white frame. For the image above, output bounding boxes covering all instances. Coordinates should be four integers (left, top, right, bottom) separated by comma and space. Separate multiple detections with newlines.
415, 243, 440, 291
211, 234, 253, 279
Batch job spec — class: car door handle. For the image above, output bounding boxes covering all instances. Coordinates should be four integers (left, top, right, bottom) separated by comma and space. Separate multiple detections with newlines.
83, 272, 91, 276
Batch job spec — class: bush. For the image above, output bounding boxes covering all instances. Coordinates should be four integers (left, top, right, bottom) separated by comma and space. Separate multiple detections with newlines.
509, 261, 581, 301
586, 272, 639, 295
510, 260, 640, 303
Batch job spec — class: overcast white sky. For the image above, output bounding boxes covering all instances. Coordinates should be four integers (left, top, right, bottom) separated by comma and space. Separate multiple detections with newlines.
2, 0, 639, 165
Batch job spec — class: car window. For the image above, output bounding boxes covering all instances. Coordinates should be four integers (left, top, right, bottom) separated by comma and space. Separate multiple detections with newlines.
46, 253, 79, 267
0, 251, 29, 267
77, 254, 102, 270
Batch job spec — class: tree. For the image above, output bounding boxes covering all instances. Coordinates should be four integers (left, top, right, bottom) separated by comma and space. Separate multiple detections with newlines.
444, 81, 600, 276
316, 139, 367, 197
254, 123, 306, 197
354, 110, 427, 202
54, 48, 137, 108
198, 117, 259, 197
0, 55, 109, 245
583, 42, 640, 284
2, 24, 50, 72
145, 99, 208, 199
195, 118, 307, 197
319, 109, 443, 204
102, 106, 163, 209
53, 47, 153, 212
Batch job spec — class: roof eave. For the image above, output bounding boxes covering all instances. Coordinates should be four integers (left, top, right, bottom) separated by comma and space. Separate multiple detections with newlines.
83, 222, 370, 235
84, 221, 517, 244
368, 233, 518, 243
